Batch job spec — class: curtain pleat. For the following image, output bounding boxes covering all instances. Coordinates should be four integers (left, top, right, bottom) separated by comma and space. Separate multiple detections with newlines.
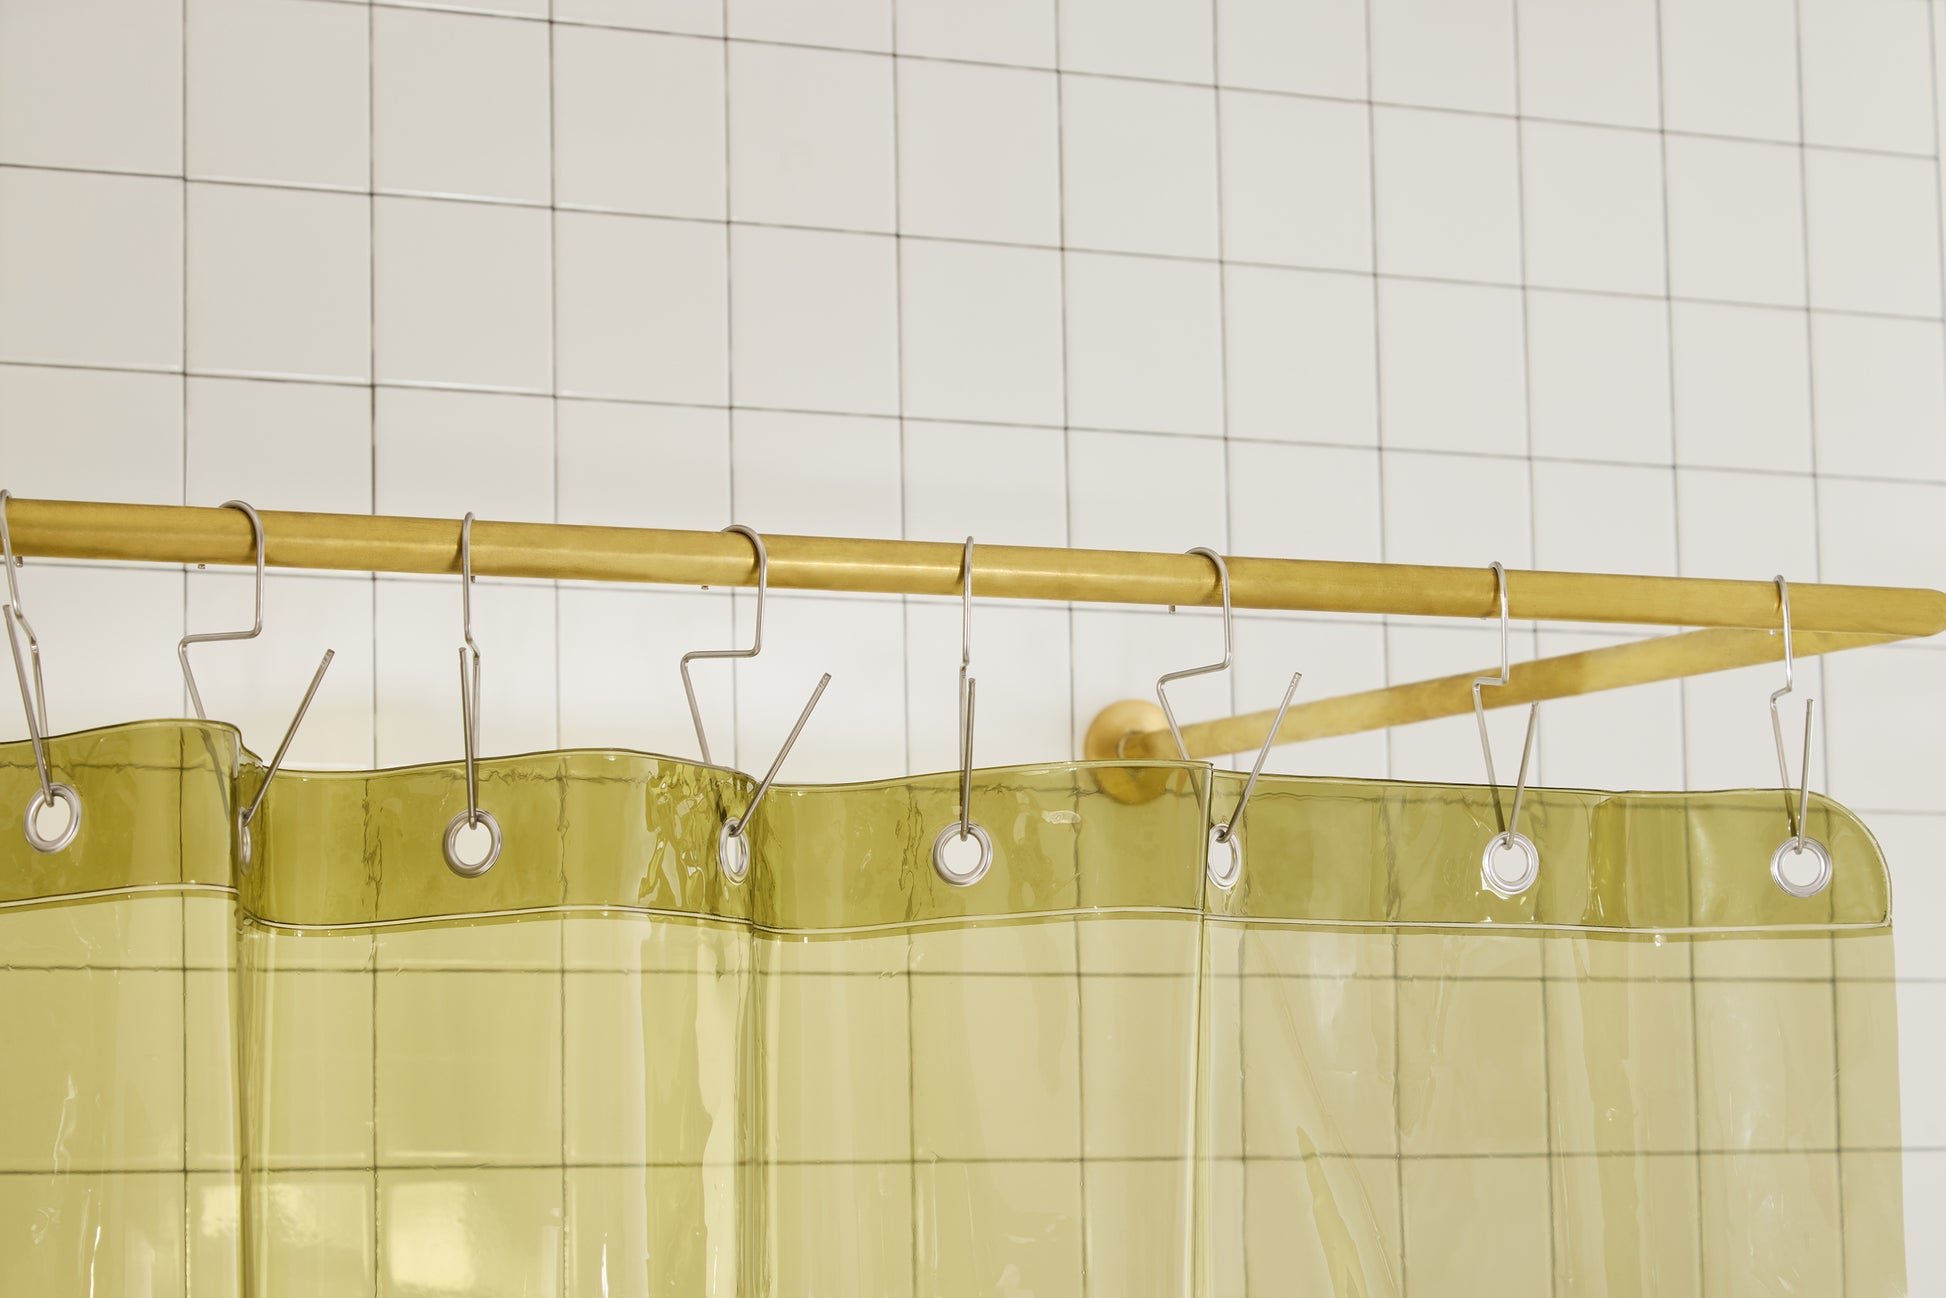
0, 722, 1905, 1295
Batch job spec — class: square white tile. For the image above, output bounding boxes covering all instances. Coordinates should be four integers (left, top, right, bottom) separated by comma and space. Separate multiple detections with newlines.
373, 388, 555, 523
0, 565, 187, 740
1664, 136, 1805, 309
1067, 429, 1228, 554
1227, 442, 1382, 565
186, 0, 368, 189
186, 377, 373, 516
1804, 150, 1941, 318
371, 6, 551, 204
1543, 633, 1689, 794
0, 169, 182, 371
906, 600, 1072, 773
1817, 477, 1946, 593
1223, 266, 1378, 446
1380, 450, 1534, 567
1058, 0, 1212, 81
1520, 121, 1664, 296
730, 410, 904, 539
1228, 616, 1390, 779
553, 0, 721, 34
729, 225, 899, 415
896, 0, 1056, 65
555, 212, 728, 406
1659, 0, 1800, 142
1062, 77, 1219, 259
731, 592, 907, 782
727, 0, 891, 51
1369, 0, 1517, 113
403, 0, 548, 16
899, 241, 1064, 427
372, 196, 552, 392
1533, 629, 1689, 794
1673, 467, 1818, 581
897, 61, 1059, 246
1513, 0, 1660, 129
555, 400, 731, 533
1670, 301, 1813, 473
0, 0, 181, 173
1215, 0, 1366, 98
1064, 252, 1224, 437
1219, 92, 1371, 271
1531, 460, 1677, 576
552, 26, 725, 220
900, 420, 1069, 548
1376, 279, 1528, 456
183, 570, 374, 769
1798, 0, 1934, 155
728, 43, 894, 232
375, 575, 558, 767
1809, 314, 1946, 483
0, 366, 183, 506
1525, 290, 1672, 466
558, 586, 735, 759
1372, 107, 1522, 284
187, 184, 371, 382
1824, 646, 1946, 813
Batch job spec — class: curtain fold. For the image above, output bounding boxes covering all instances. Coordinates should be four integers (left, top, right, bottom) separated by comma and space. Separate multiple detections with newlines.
0, 721, 1905, 1296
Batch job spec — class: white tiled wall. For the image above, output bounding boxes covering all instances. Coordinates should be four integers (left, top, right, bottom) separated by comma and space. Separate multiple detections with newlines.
3, 0, 1946, 1270
1, 7, 1942, 845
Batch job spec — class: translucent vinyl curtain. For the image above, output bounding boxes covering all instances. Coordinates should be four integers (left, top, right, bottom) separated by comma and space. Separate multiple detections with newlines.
0, 720, 1907, 1296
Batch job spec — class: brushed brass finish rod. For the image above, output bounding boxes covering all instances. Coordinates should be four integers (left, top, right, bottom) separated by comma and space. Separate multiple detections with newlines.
7, 498, 1945, 636
1109, 627, 1911, 762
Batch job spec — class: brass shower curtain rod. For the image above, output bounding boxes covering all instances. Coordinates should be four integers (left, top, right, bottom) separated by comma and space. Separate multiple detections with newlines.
6, 497, 1942, 760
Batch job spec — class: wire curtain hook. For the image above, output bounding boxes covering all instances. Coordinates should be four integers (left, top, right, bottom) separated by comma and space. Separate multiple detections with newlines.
1474, 561, 1541, 898
0, 490, 79, 853
443, 513, 502, 878
1213, 672, 1302, 849
1154, 548, 1301, 889
1157, 547, 1234, 761
178, 500, 267, 721
680, 524, 766, 766
717, 671, 832, 884
1768, 576, 1832, 897
237, 650, 333, 870
932, 538, 993, 886
178, 501, 335, 868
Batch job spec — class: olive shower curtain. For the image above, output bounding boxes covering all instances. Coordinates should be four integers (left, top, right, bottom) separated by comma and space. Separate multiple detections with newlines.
0, 720, 1906, 1295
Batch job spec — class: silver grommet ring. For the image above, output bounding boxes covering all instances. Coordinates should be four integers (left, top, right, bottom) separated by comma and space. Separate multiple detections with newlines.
1770, 836, 1833, 899
442, 809, 501, 878
23, 782, 81, 854
1481, 831, 1539, 898
931, 821, 993, 887
719, 819, 751, 883
237, 814, 252, 876
1207, 824, 1241, 889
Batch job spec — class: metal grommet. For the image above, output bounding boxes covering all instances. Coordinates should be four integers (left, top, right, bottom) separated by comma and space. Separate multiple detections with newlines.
22, 782, 80, 854
237, 813, 252, 876
1207, 824, 1241, 890
931, 820, 993, 887
1480, 831, 1539, 898
442, 809, 501, 878
719, 819, 751, 883
1770, 836, 1833, 899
